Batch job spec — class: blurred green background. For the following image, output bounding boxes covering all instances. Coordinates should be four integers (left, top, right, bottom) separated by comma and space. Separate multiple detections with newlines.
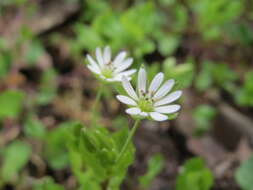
1, 0, 253, 189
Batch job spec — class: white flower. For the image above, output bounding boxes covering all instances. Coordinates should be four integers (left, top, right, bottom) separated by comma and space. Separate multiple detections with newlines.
116, 67, 182, 121
86, 46, 136, 82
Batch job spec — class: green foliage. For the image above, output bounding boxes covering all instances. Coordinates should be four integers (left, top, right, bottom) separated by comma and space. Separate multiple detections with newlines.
36, 68, 57, 105
44, 122, 73, 170
65, 122, 135, 190
195, 61, 238, 92
0, 141, 31, 182
72, 2, 162, 58
193, 105, 217, 135
163, 57, 195, 89
139, 154, 165, 188
34, 177, 65, 190
24, 40, 45, 65
24, 114, 46, 139
0, 90, 25, 120
235, 71, 253, 106
235, 155, 253, 190
189, 0, 244, 40
176, 157, 214, 190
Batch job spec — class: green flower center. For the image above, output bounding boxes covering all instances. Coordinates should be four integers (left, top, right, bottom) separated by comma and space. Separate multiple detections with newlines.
138, 98, 154, 112
101, 67, 114, 79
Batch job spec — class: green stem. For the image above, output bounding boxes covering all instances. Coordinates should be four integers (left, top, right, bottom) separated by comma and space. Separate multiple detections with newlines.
116, 119, 141, 163
91, 84, 103, 125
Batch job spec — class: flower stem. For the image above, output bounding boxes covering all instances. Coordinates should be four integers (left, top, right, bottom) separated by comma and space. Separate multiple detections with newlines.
116, 119, 141, 163
91, 84, 103, 126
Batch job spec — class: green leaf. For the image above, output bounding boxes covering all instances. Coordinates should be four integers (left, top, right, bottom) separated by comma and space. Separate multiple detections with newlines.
139, 154, 165, 188
176, 157, 214, 190
0, 90, 25, 120
1, 141, 31, 182
193, 105, 217, 135
24, 115, 46, 139
195, 61, 213, 91
24, 40, 45, 65
163, 57, 195, 89
34, 177, 65, 190
235, 155, 253, 190
36, 68, 57, 105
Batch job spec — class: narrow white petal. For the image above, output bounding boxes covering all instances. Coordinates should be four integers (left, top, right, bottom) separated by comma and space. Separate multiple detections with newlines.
114, 58, 133, 73
154, 91, 182, 106
139, 112, 148, 117
122, 76, 138, 100
154, 105, 181, 114
96, 47, 104, 66
116, 95, 137, 106
153, 79, 175, 100
113, 51, 127, 66
149, 72, 164, 94
115, 69, 136, 79
87, 64, 100, 74
150, 112, 168, 121
126, 107, 141, 115
103, 46, 111, 64
87, 55, 100, 70
138, 67, 147, 95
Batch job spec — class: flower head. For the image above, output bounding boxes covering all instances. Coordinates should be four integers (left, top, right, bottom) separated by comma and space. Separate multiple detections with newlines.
116, 67, 182, 121
86, 46, 136, 82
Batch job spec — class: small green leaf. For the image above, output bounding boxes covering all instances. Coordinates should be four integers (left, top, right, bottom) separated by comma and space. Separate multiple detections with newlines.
34, 177, 65, 190
1, 141, 31, 182
0, 90, 25, 120
24, 115, 46, 139
176, 157, 214, 190
193, 105, 217, 135
235, 155, 253, 190
139, 154, 165, 188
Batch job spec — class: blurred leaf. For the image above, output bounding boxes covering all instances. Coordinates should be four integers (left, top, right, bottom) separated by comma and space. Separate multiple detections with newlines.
0, 90, 25, 119
1, 141, 31, 182
44, 122, 78, 170
24, 115, 46, 139
0, 52, 12, 78
235, 155, 253, 190
193, 105, 217, 135
24, 40, 45, 65
235, 71, 253, 107
176, 157, 214, 190
158, 34, 180, 56
163, 57, 195, 89
139, 154, 165, 188
195, 61, 213, 91
36, 68, 57, 105
34, 177, 65, 190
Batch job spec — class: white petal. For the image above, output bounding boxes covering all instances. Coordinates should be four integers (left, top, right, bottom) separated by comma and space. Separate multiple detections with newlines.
103, 46, 111, 63
126, 107, 141, 115
96, 47, 104, 66
138, 67, 147, 95
115, 69, 136, 81
115, 58, 133, 73
113, 51, 127, 66
116, 95, 137, 106
122, 76, 138, 100
149, 72, 164, 94
139, 112, 148, 117
87, 55, 100, 70
154, 105, 181, 114
153, 79, 175, 100
150, 112, 168, 121
154, 91, 182, 106
87, 64, 100, 74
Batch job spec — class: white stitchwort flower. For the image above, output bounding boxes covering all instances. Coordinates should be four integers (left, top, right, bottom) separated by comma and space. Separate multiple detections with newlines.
116, 67, 182, 121
86, 46, 136, 82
